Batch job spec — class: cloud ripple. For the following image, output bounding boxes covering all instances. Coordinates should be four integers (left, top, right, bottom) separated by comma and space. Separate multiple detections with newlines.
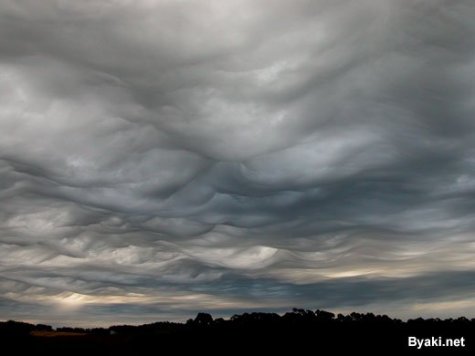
1, 0, 475, 325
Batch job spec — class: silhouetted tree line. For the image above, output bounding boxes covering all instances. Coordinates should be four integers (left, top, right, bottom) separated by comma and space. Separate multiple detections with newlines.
1, 309, 473, 353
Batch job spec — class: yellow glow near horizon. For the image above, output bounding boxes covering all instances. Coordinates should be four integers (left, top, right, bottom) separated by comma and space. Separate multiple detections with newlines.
56, 292, 88, 310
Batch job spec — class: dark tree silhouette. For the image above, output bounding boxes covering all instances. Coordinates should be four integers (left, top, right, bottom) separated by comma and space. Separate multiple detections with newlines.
193, 312, 213, 326
1, 309, 473, 354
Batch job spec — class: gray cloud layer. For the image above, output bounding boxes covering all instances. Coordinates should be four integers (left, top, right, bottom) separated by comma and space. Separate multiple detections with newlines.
1, 0, 475, 325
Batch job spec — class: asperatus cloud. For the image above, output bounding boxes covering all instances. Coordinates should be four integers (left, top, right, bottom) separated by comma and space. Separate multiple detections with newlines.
0, 0, 475, 327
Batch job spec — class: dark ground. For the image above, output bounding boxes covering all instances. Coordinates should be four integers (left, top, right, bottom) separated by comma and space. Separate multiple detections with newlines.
1, 309, 473, 355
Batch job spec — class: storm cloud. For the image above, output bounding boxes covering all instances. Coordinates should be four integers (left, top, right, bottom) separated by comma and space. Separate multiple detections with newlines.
1, 0, 475, 326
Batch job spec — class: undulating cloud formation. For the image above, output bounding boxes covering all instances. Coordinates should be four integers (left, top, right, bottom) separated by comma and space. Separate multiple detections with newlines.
1, 0, 475, 326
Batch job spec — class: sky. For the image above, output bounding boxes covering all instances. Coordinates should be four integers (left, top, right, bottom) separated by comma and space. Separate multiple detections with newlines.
1, 0, 475, 327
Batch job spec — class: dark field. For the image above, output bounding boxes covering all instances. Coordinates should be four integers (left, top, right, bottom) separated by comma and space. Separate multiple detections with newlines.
2, 309, 473, 354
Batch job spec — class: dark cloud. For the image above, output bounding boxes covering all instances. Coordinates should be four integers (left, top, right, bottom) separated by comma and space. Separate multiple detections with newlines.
1, 0, 475, 325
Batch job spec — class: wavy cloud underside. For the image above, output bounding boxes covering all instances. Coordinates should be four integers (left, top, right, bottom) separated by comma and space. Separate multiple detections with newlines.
1, 0, 475, 325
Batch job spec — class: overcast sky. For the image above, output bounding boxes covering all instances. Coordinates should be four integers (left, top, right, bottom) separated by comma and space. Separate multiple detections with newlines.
1, 0, 475, 326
